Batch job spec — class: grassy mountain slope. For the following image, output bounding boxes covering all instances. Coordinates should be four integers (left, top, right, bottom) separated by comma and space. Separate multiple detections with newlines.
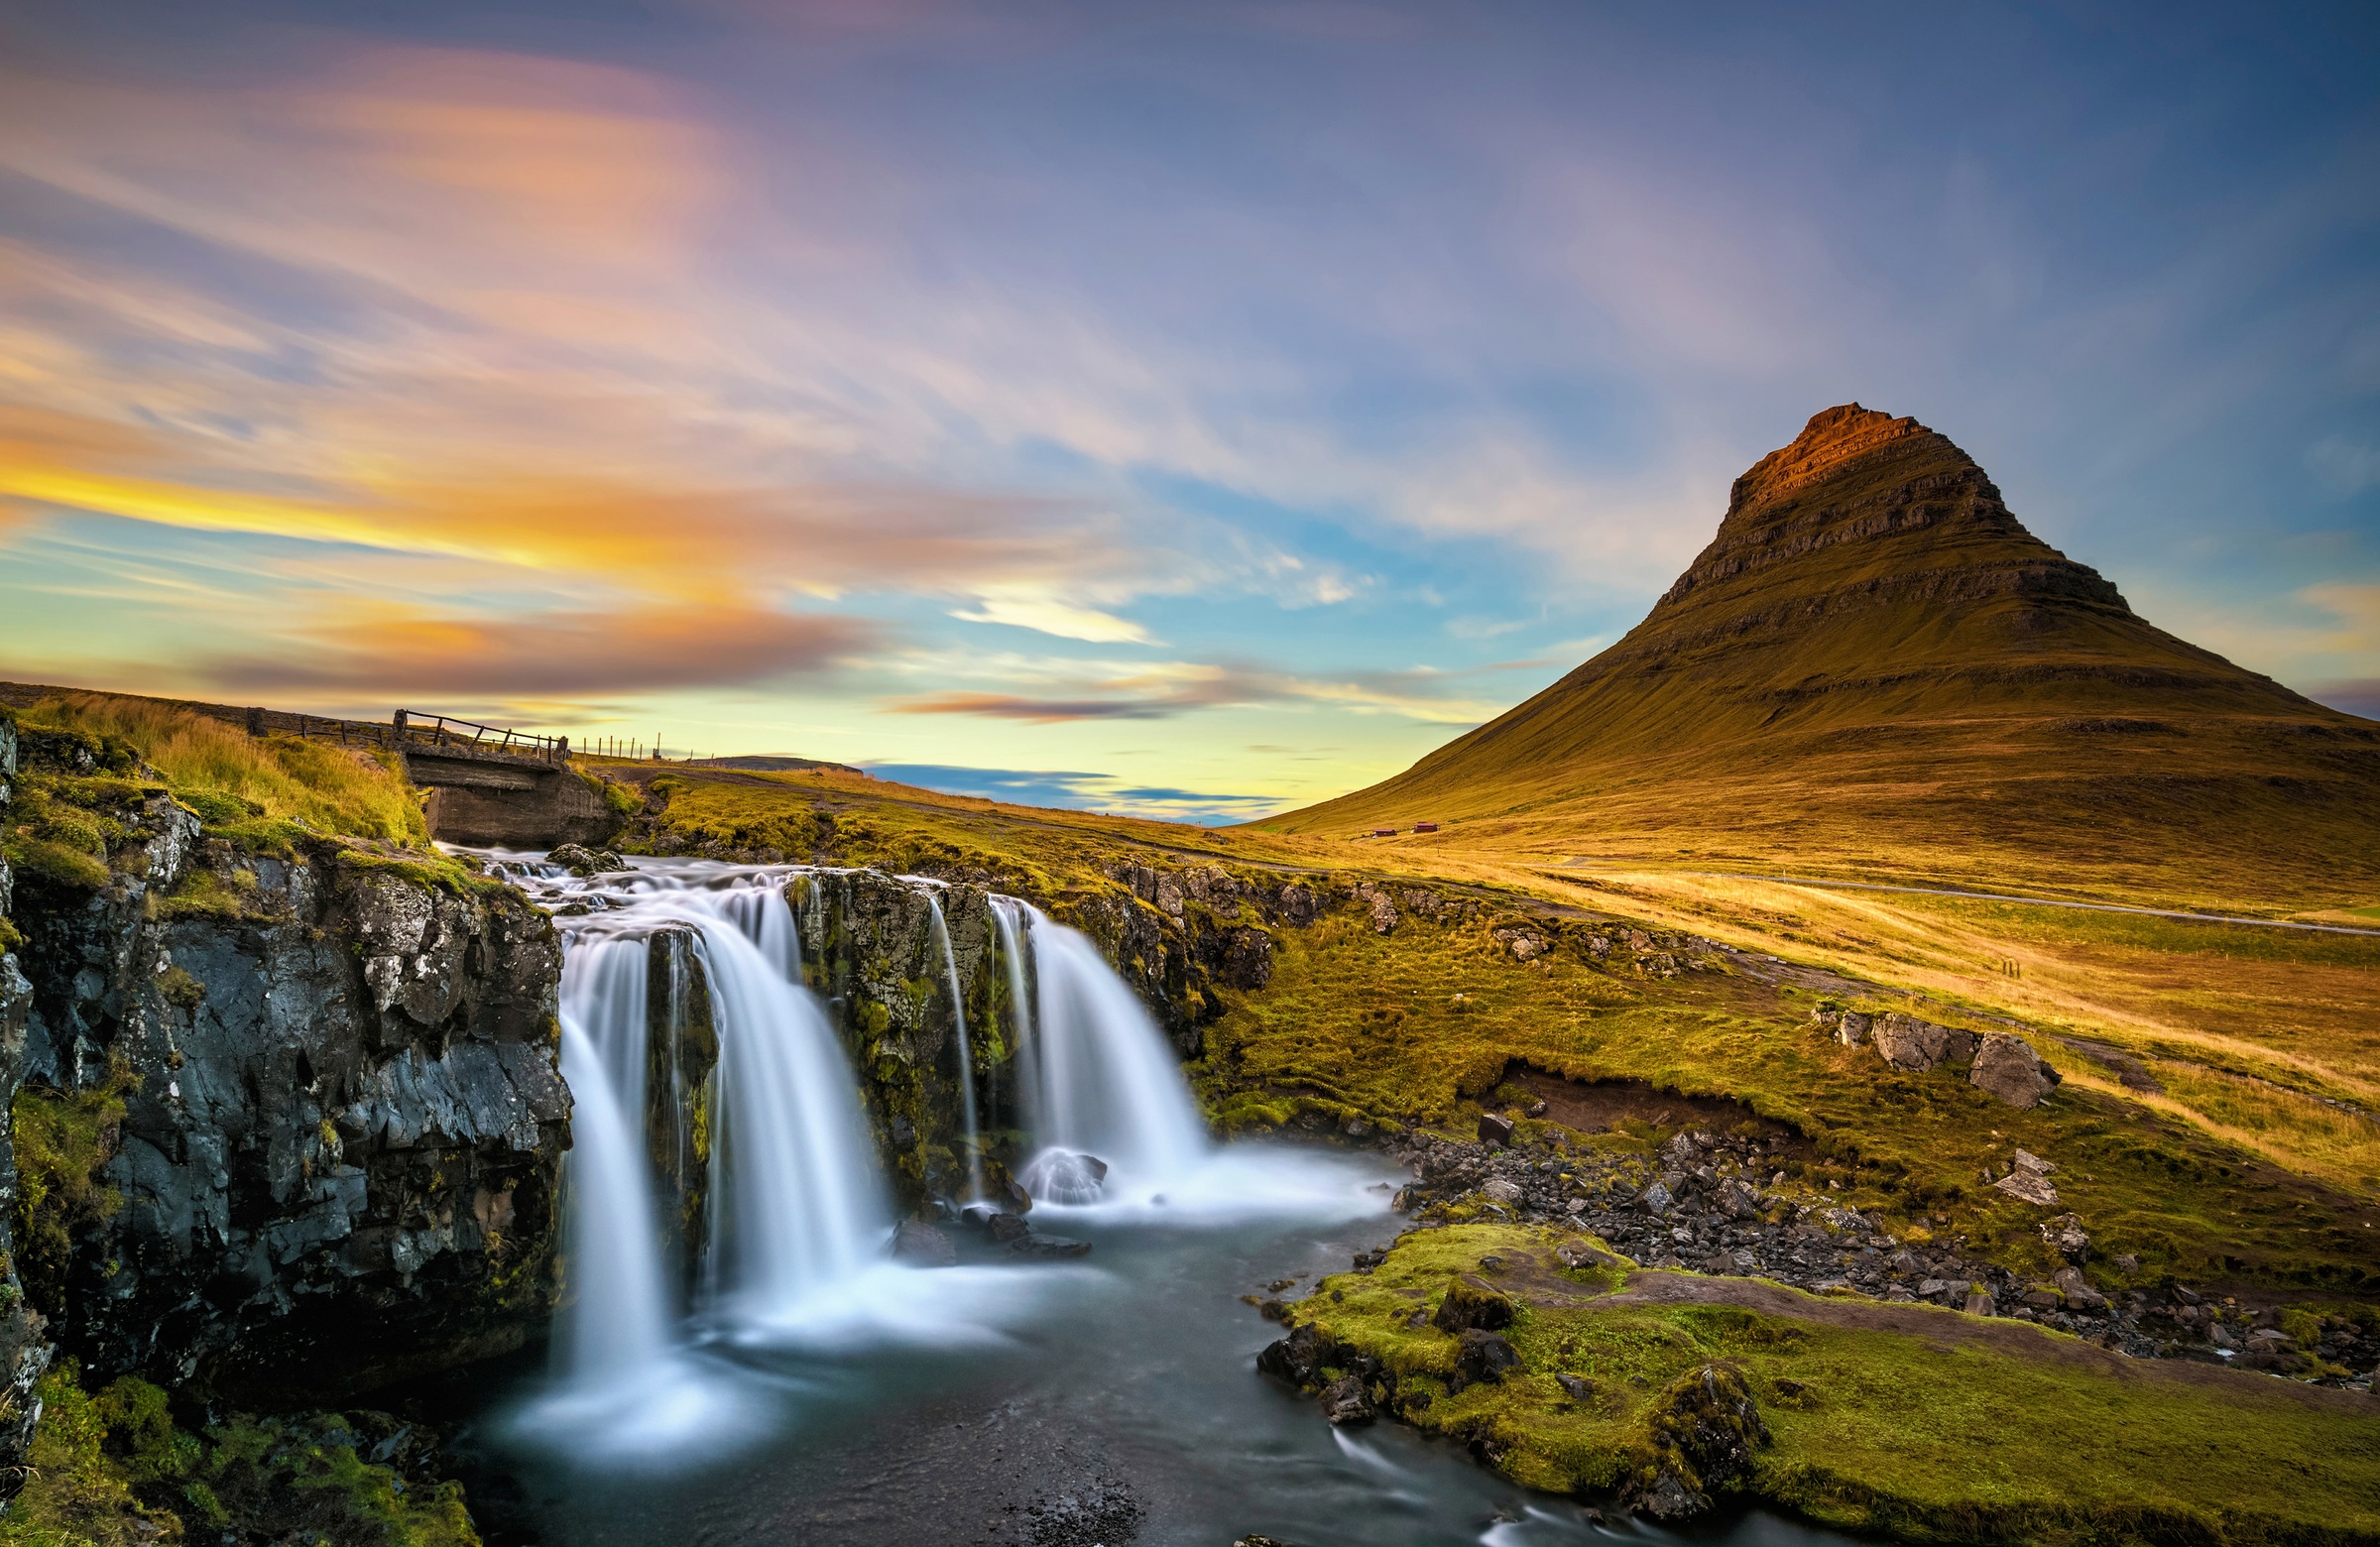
1259, 406, 2380, 907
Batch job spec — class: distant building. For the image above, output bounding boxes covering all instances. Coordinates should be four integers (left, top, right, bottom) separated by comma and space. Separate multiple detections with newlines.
1370, 827, 1398, 837
1412, 821, 1440, 833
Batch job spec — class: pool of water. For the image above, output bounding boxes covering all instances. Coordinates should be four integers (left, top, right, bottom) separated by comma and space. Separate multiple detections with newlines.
451, 1143, 1860, 1547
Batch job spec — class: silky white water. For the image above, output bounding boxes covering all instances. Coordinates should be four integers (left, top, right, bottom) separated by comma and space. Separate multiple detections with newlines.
1009, 902, 1209, 1203
925, 892, 987, 1204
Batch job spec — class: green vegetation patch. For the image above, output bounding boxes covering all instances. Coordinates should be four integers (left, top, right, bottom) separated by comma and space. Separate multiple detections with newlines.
23, 694, 427, 848
11, 1064, 138, 1322
0, 1363, 479, 1547
1293, 1223, 2380, 1544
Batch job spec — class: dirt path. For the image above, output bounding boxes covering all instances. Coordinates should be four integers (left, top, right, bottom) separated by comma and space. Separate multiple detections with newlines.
1493, 1245, 2377, 1415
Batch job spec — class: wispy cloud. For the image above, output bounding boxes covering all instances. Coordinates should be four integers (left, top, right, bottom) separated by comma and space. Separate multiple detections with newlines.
205, 601, 878, 697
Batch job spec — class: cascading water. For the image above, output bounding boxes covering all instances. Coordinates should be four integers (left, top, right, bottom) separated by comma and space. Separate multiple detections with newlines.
697, 912, 890, 1325
924, 892, 987, 1204
553, 1011, 674, 1383
1007, 902, 1210, 1203
528, 862, 889, 1375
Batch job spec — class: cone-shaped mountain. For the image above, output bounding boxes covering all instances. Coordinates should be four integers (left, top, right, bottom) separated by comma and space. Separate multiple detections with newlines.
1264, 406, 2380, 902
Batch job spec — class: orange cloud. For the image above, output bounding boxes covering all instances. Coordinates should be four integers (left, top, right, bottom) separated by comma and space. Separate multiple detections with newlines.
204, 601, 876, 697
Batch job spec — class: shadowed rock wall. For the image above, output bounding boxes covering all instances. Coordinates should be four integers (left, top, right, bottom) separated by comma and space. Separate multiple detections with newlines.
0, 723, 570, 1408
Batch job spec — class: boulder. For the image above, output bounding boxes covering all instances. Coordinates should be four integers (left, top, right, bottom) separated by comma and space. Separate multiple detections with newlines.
1835, 1011, 1872, 1047
984, 1211, 1032, 1243
2041, 1213, 2089, 1261
1555, 1372, 1595, 1401
1639, 1180, 1675, 1216
546, 843, 627, 877
1971, 1033, 2062, 1109
1019, 1148, 1109, 1204
1007, 1232, 1092, 1258
1256, 1322, 1330, 1385
1481, 1178, 1523, 1206
1870, 1012, 1977, 1073
1318, 1373, 1375, 1426
1964, 1289, 1998, 1317
1432, 1275, 1517, 1333
892, 1220, 956, 1267
1992, 1168, 2059, 1207
2053, 1266, 2107, 1311
1623, 1364, 1769, 1521
1452, 1329, 1521, 1388
1478, 1113, 1515, 1146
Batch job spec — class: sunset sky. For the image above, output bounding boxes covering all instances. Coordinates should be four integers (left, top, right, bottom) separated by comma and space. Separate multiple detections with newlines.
3, 1, 2375, 820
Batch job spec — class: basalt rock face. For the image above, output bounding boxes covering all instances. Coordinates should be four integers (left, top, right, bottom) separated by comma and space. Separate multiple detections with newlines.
0, 711, 53, 1488
3, 769, 568, 1402
786, 871, 1003, 1208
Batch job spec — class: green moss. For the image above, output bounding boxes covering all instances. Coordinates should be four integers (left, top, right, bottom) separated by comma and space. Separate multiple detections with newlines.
1296, 1223, 2380, 1543
0, 1363, 481, 1547
11, 1063, 139, 1321
158, 966, 205, 1011
0, 916, 22, 954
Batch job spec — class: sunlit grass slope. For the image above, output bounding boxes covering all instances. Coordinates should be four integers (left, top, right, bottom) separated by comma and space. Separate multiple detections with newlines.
596, 762, 2380, 1282
20, 692, 426, 846
1259, 406, 2380, 908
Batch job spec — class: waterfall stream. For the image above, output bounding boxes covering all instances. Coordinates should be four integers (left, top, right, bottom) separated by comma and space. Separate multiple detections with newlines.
1008, 903, 1210, 1205
924, 892, 987, 1204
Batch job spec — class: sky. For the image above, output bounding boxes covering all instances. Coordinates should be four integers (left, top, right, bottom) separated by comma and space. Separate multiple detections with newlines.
1, 1, 2375, 823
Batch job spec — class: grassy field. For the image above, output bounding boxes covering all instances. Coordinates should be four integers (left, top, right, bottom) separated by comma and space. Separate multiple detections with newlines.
589, 760, 2380, 1288
1290, 1223, 2380, 1543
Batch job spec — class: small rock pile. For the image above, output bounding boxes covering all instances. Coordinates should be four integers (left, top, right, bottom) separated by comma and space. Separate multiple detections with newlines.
1812, 1007, 2062, 1109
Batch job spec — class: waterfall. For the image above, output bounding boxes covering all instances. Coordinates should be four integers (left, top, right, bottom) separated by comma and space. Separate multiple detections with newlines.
531, 862, 889, 1369
1009, 903, 1209, 1202
697, 912, 889, 1321
925, 893, 987, 1203
553, 1011, 674, 1382
990, 898, 1031, 1155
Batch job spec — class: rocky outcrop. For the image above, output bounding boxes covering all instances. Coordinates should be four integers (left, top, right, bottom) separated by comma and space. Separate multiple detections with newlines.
4, 757, 568, 1402
786, 871, 999, 1207
1812, 1006, 2060, 1109
1623, 1364, 1768, 1519
643, 926, 717, 1285
0, 710, 52, 1488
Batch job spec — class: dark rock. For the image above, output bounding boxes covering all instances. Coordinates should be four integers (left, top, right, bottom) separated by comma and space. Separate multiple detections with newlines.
1624, 1364, 1769, 1521
1020, 1148, 1110, 1204
1453, 1329, 1520, 1388
1432, 1275, 1517, 1333
1257, 1322, 1330, 1385
1555, 1372, 1595, 1401
985, 1211, 1032, 1243
546, 843, 626, 877
1318, 1372, 1375, 1425
892, 1220, 956, 1267
1008, 1232, 1092, 1258
8, 833, 567, 1403
1478, 1113, 1514, 1146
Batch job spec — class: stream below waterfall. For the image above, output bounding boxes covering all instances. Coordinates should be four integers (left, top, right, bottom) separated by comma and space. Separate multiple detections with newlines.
435, 855, 1858, 1547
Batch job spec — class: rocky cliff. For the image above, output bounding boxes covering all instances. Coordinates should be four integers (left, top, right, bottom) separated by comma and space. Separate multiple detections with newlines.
0, 713, 570, 1420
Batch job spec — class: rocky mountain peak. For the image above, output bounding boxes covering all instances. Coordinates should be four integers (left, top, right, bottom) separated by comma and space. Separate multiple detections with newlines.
1654, 402, 2122, 616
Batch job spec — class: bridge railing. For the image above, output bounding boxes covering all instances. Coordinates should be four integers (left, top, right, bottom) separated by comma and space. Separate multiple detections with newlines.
392, 709, 568, 763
